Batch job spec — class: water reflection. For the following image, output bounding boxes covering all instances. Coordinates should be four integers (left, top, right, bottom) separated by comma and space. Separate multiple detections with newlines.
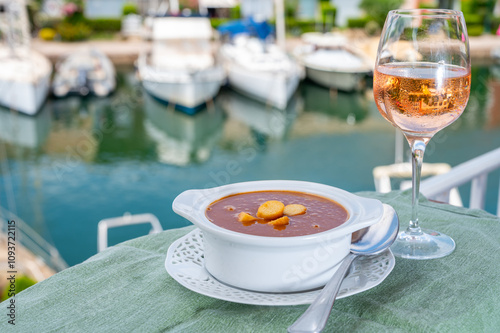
219, 88, 300, 144
288, 82, 377, 137
44, 96, 113, 163
0, 68, 378, 167
301, 82, 369, 122
143, 92, 225, 166
487, 63, 500, 129
0, 107, 51, 149
1, 64, 497, 167
453, 64, 500, 131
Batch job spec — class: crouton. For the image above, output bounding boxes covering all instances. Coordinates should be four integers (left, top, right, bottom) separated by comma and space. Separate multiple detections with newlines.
257, 200, 285, 219
284, 204, 307, 216
238, 212, 257, 222
267, 216, 290, 226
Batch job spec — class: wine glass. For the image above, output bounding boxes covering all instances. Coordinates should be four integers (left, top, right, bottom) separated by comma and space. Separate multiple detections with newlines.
373, 9, 471, 259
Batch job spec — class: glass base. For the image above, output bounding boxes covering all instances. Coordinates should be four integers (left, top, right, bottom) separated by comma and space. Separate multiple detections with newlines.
390, 228, 455, 260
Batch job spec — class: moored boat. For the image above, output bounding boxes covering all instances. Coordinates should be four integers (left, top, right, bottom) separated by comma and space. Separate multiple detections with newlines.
0, 48, 52, 115
52, 48, 116, 98
218, 19, 302, 110
0, 0, 52, 115
295, 32, 373, 92
137, 17, 226, 114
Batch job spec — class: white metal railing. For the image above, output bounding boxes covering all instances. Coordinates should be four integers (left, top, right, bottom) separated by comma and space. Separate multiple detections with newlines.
0, 206, 69, 273
97, 213, 163, 252
420, 147, 500, 216
373, 162, 463, 207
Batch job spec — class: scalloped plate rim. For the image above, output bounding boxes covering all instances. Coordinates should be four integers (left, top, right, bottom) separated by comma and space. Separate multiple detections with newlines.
165, 228, 395, 306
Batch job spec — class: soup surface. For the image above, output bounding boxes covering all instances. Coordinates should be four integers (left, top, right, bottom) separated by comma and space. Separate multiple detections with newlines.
205, 190, 349, 237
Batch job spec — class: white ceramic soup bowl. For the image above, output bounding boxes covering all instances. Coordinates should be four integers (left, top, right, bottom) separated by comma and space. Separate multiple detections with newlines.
172, 180, 384, 293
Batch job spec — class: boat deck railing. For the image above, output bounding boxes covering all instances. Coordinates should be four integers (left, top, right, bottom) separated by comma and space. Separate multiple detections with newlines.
97, 213, 163, 252
420, 147, 500, 216
374, 146, 500, 216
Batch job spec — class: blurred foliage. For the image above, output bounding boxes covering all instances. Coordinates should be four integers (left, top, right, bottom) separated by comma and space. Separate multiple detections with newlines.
347, 16, 371, 29
39, 27, 57, 40
492, 17, 500, 34
286, 18, 317, 34
467, 25, 484, 36
122, 2, 139, 16
57, 21, 92, 41
53, 1, 91, 41
62, 2, 85, 24
37, 16, 63, 29
462, 0, 496, 35
346, 16, 380, 36
418, 2, 439, 9
209, 4, 240, 28
320, 1, 336, 31
359, 0, 404, 27
88, 31, 119, 40
65, 0, 84, 7
27, 0, 42, 33
285, 1, 337, 35
85, 18, 122, 32
209, 18, 230, 29
285, 0, 297, 18
230, 5, 241, 19
1, 275, 37, 302
210, 2, 335, 36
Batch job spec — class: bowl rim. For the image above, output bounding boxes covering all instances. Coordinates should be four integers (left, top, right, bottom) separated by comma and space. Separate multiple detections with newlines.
172, 180, 384, 246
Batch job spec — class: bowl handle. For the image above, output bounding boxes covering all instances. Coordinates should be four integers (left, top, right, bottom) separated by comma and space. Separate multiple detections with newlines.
349, 196, 385, 230
172, 189, 207, 222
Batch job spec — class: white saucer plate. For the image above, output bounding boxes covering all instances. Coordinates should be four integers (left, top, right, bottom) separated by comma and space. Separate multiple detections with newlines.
165, 228, 395, 306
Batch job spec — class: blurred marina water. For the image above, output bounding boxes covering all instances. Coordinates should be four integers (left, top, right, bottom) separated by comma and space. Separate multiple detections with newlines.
1, 64, 499, 266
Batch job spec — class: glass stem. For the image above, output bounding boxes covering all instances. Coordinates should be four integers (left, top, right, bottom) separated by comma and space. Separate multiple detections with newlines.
409, 140, 426, 234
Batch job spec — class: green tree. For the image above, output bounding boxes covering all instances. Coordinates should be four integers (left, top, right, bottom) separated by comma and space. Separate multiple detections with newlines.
359, 0, 403, 27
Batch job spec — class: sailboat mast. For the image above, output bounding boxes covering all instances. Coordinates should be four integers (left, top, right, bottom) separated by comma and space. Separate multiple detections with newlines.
274, 0, 285, 50
3, 0, 31, 57
169, 0, 179, 15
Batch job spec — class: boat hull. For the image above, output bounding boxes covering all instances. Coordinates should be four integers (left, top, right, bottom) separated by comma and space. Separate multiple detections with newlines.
0, 76, 50, 115
225, 62, 300, 110
142, 76, 223, 113
138, 51, 225, 114
305, 67, 369, 92
0, 51, 51, 115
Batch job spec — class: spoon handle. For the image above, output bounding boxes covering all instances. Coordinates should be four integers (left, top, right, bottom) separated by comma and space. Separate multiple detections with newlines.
287, 253, 357, 333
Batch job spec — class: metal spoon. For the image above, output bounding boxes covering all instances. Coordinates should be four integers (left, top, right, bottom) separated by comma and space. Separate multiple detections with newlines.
288, 204, 399, 333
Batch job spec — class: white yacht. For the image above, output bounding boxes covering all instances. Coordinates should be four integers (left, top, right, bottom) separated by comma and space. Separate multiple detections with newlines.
137, 17, 226, 114
219, 35, 302, 110
0, 0, 52, 115
295, 32, 372, 92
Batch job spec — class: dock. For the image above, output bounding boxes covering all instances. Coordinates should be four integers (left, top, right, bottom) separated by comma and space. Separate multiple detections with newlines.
31, 34, 500, 66
31, 38, 152, 66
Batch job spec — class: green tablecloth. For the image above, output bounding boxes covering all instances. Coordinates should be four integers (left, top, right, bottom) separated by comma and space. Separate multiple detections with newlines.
2, 191, 499, 332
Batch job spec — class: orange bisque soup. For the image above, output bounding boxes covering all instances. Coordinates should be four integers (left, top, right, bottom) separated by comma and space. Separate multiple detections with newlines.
205, 190, 349, 237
